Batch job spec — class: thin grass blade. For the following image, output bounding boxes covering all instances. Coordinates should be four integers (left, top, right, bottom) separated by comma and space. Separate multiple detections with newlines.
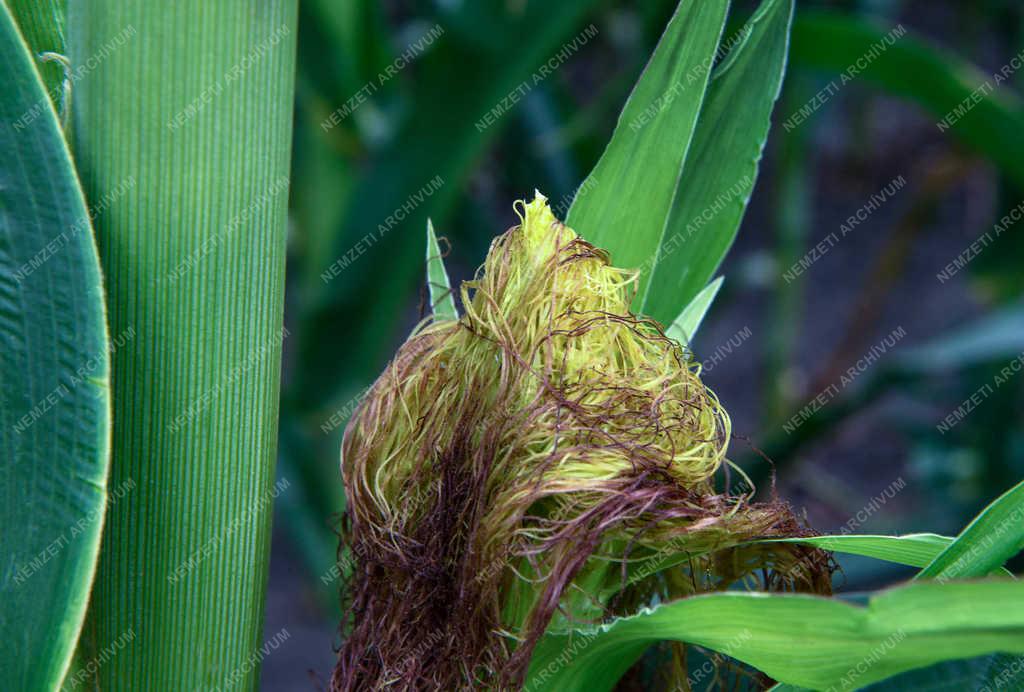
426, 219, 457, 320
665, 276, 723, 346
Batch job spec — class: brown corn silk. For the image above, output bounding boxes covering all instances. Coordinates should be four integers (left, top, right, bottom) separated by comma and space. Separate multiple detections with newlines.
333, 194, 831, 691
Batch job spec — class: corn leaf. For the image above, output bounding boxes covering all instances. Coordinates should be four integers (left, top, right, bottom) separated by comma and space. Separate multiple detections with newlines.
765, 533, 1013, 577
767, 533, 953, 568
665, 276, 723, 346
917, 480, 1024, 580
0, 5, 110, 688
771, 653, 1023, 691
586, 533, 1006, 610
66, 1, 296, 687
641, 0, 793, 325
527, 580, 1024, 691
566, 0, 728, 305
426, 219, 457, 320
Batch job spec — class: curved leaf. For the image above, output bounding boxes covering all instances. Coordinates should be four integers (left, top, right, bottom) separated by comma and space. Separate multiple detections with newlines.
917, 480, 1024, 580
527, 580, 1024, 691
0, 4, 110, 689
767, 533, 954, 568
613, 532, 1011, 609
768, 533, 1012, 576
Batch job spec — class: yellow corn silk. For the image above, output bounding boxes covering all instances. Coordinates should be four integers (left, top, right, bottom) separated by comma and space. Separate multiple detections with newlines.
333, 193, 830, 691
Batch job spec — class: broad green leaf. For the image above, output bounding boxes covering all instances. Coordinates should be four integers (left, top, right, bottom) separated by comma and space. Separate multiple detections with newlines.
665, 276, 723, 346
67, 1, 296, 688
642, 0, 794, 324
917, 480, 1024, 580
566, 0, 729, 301
426, 219, 457, 320
790, 11, 1024, 189
0, 5, 110, 689
527, 580, 1024, 691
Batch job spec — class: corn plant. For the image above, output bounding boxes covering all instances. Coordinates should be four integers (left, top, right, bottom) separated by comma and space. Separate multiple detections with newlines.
1, 0, 1022, 690
328, 1, 1024, 689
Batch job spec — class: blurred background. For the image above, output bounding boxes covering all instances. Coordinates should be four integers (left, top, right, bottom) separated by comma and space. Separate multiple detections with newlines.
259, 0, 1024, 687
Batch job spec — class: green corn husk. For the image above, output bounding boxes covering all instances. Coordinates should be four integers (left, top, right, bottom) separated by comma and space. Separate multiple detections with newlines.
333, 194, 831, 691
